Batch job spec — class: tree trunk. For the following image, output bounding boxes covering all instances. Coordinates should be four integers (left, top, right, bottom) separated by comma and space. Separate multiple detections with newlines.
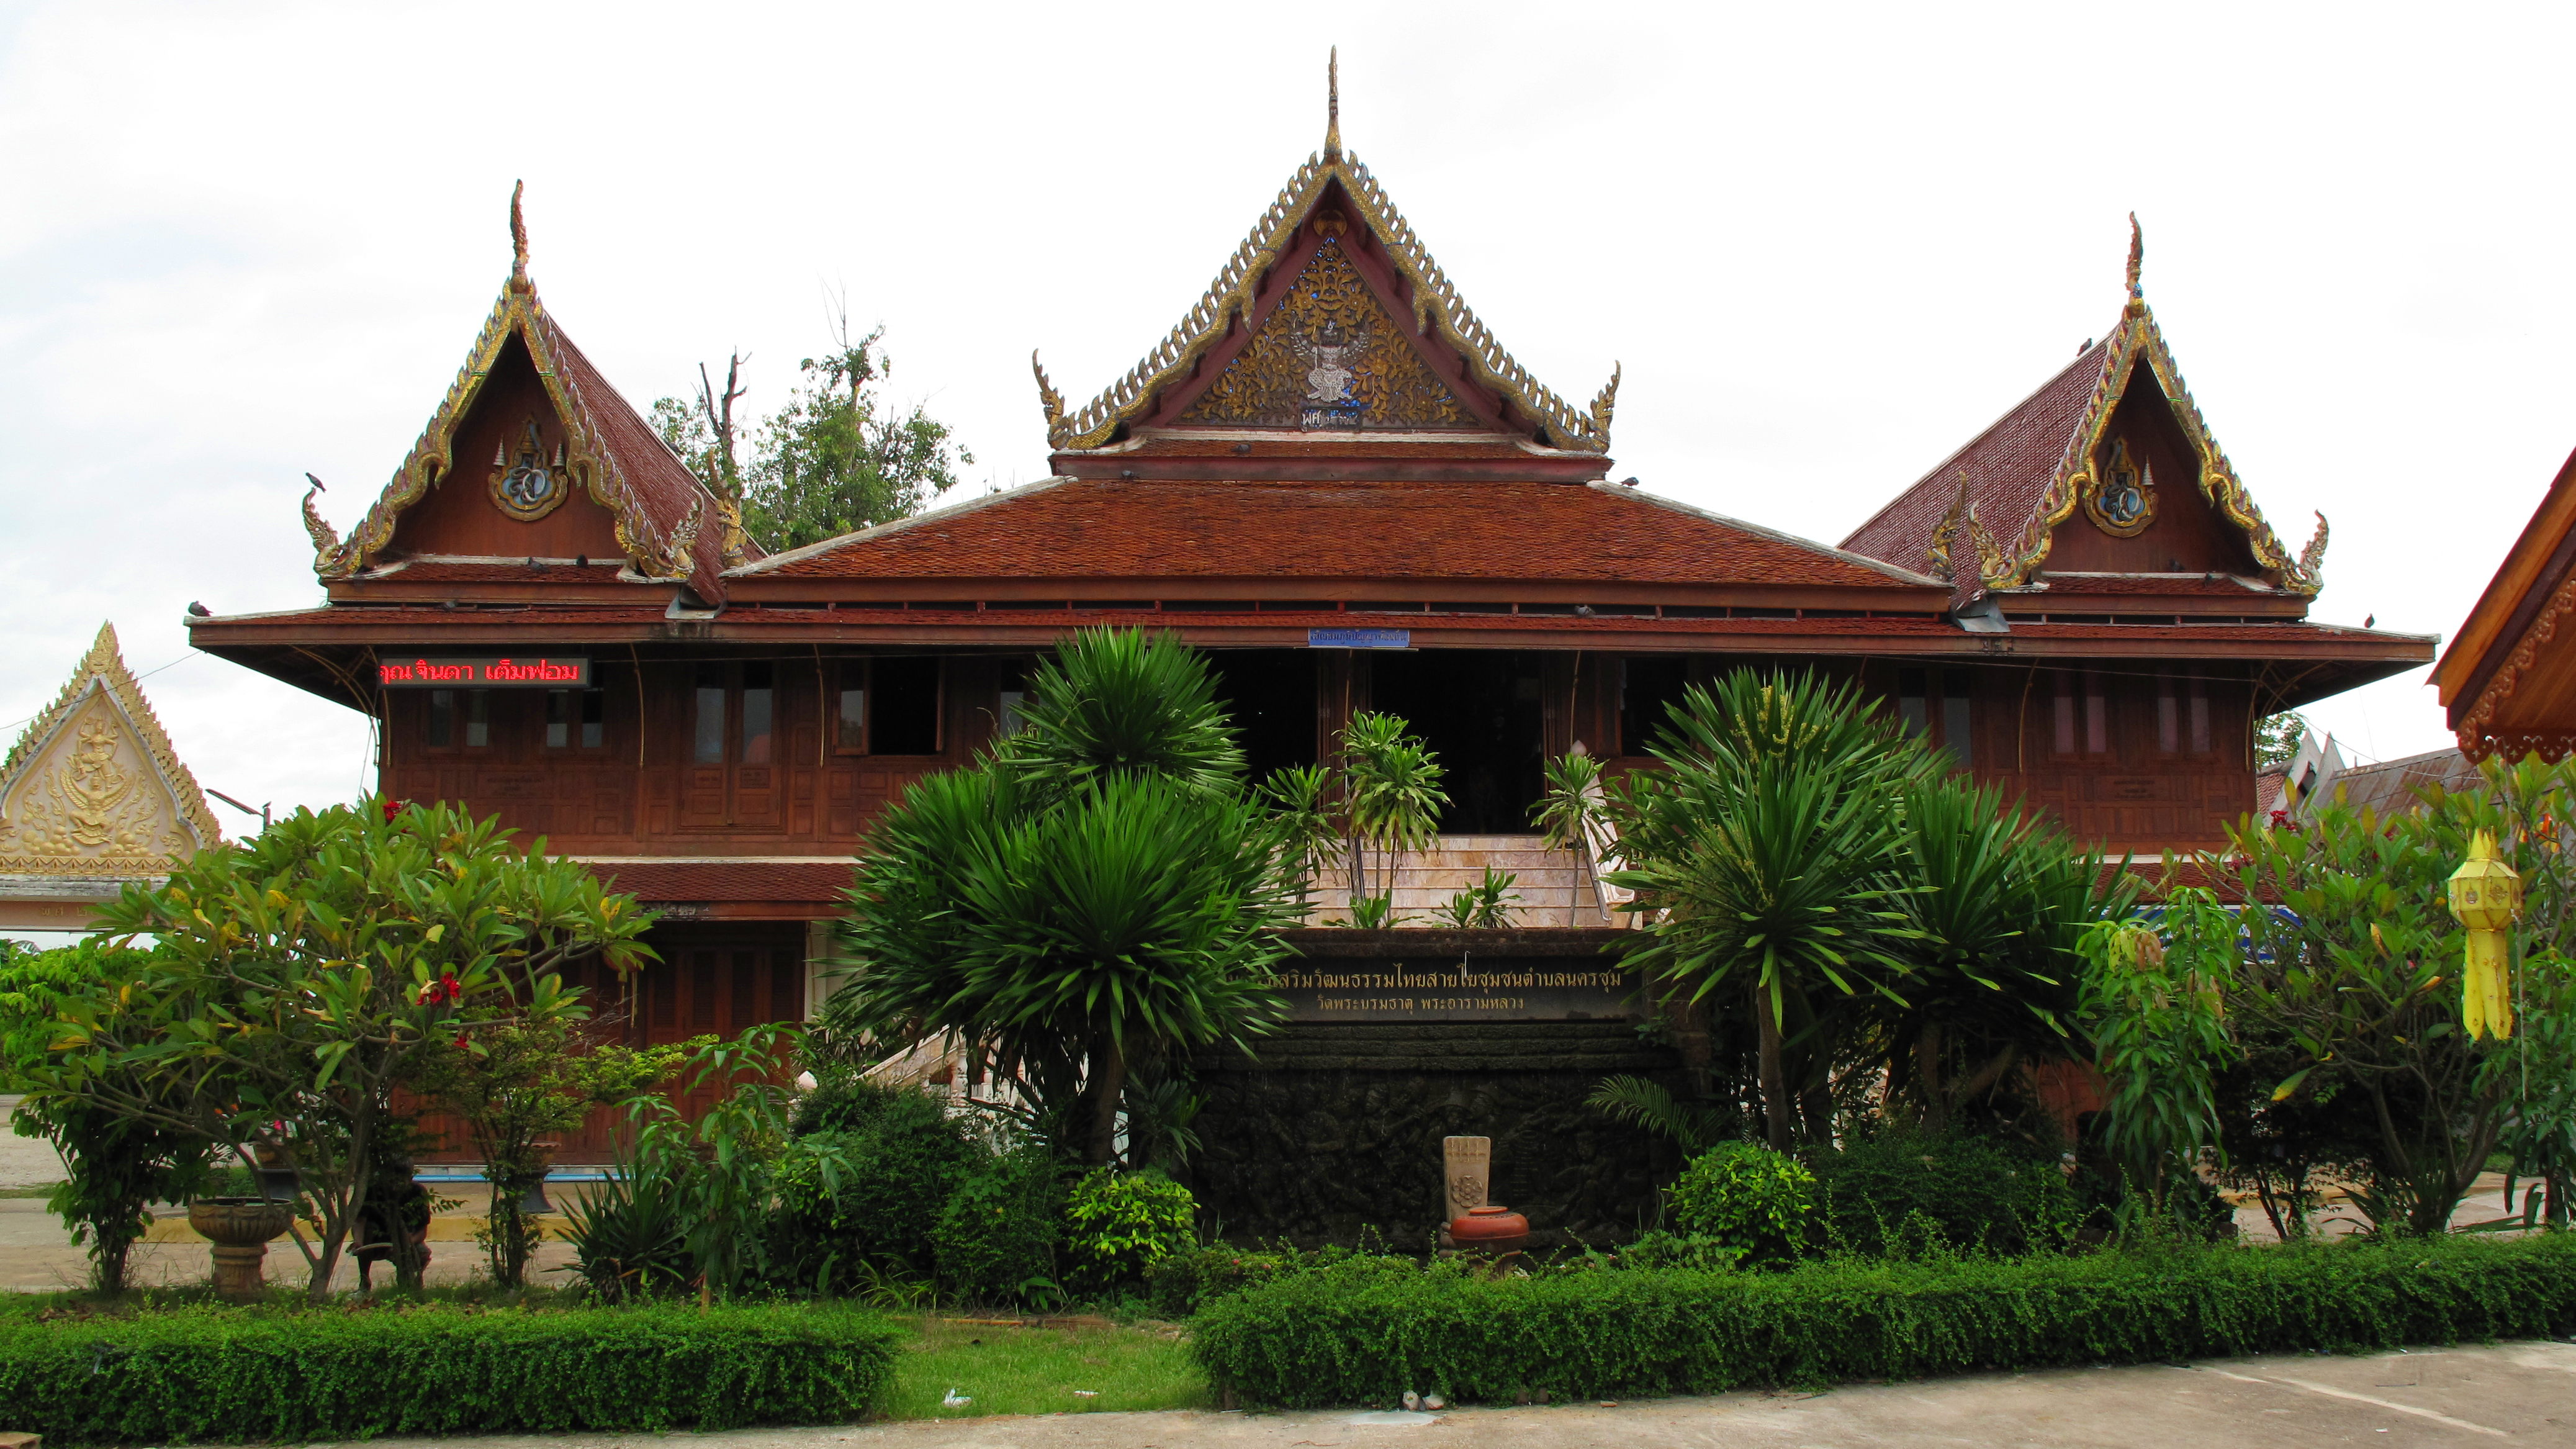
1086, 1035, 1128, 1167
1753, 983, 1793, 1152
1916, 1023, 1946, 1132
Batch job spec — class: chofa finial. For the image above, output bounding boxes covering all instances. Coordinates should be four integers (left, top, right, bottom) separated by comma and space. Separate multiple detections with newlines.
1324, 47, 1341, 162
2125, 211, 2143, 305
510, 180, 530, 289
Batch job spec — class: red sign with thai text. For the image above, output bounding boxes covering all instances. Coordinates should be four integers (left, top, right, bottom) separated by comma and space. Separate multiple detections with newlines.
377, 656, 591, 688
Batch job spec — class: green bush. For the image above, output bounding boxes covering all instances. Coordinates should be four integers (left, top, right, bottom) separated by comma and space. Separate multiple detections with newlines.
770, 1090, 977, 1284
1665, 1142, 1815, 1263
934, 1148, 1062, 1303
0, 1302, 903, 1443
1810, 1131, 2081, 1257
1148, 1245, 1295, 1316
1193, 1232, 2576, 1408
1062, 1167, 1198, 1294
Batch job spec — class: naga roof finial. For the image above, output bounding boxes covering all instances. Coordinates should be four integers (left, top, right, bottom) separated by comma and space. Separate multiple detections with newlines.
1324, 48, 1341, 163
510, 179, 531, 291
2125, 211, 2144, 314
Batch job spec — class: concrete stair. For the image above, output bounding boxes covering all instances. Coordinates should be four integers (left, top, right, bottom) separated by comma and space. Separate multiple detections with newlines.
1299, 834, 1613, 929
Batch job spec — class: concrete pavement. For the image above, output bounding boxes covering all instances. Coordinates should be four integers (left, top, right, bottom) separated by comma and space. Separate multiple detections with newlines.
304, 1341, 2576, 1447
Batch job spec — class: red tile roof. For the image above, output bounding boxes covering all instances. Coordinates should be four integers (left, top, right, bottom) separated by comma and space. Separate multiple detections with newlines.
737, 479, 1940, 590
545, 324, 745, 599
1842, 341, 2112, 586
579, 858, 852, 903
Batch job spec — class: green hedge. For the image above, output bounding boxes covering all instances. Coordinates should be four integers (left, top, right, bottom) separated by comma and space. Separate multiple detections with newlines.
0, 1302, 903, 1443
1194, 1233, 2576, 1407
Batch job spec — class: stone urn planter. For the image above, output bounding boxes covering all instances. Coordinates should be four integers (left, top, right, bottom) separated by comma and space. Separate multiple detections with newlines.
190, 1196, 295, 1302
1449, 1204, 1531, 1256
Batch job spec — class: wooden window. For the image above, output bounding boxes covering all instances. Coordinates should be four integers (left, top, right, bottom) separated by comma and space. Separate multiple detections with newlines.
832, 657, 943, 755
1620, 657, 1691, 757
544, 688, 605, 750
1898, 668, 1974, 766
772, 948, 804, 1022
692, 666, 727, 764
427, 689, 490, 750
741, 662, 774, 765
2052, 670, 2107, 757
2155, 672, 2214, 756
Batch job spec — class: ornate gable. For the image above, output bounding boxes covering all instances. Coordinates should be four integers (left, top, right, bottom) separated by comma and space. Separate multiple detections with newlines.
304, 186, 746, 598
1844, 219, 2327, 601
0, 623, 222, 880
1035, 57, 1618, 458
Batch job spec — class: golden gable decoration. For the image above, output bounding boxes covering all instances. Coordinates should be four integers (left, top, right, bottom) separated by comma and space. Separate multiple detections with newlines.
0, 623, 222, 880
1179, 240, 1475, 431
1995, 217, 2325, 596
1039, 56, 1619, 454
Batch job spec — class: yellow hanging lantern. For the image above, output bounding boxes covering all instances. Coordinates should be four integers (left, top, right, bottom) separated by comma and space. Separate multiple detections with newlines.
2444, 829, 2521, 1040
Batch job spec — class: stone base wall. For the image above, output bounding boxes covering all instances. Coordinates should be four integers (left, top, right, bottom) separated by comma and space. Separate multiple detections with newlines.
1182, 1021, 1685, 1247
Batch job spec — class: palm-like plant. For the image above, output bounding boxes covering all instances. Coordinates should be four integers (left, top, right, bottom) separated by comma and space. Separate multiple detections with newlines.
1534, 749, 1608, 921
1894, 776, 2135, 1127
830, 628, 1295, 1165
1338, 711, 1448, 906
1600, 669, 1932, 1149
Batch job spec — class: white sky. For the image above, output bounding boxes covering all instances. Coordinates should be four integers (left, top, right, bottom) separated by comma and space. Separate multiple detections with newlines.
3, 0, 2567, 829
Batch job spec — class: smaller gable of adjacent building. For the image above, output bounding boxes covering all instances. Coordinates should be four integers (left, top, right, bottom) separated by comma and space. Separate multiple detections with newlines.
303, 185, 752, 604
2434, 442, 2576, 761
1842, 220, 2327, 610
0, 623, 223, 928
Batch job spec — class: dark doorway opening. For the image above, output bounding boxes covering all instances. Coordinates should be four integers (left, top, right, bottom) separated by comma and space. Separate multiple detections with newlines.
1367, 649, 1546, 834
1206, 649, 1318, 783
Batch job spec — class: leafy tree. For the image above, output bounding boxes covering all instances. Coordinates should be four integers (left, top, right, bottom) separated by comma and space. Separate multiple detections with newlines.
410, 1018, 683, 1288
2209, 757, 2576, 1235
829, 628, 1299, 1166
24, 800, 655, 1298
2, 939, 215, 1293
2254, 710, 2309, 772
749, 317, 970, 551
2076, 892, 2239, 1230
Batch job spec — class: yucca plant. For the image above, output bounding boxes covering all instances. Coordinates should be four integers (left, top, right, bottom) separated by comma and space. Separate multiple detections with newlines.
832, 628, 1297, 1165
1893, 775, 2135, 1128
1534, 749, 1609, 921
1438, 867, 1520, 929
1600, 669, 1932, 1149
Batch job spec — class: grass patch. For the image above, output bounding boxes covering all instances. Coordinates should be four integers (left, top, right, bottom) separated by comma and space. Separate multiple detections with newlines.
0, 1184, 56, 1198
887, 1316, 1208, 1419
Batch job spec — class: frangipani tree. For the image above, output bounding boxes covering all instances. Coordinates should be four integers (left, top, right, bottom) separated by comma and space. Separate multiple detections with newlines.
26, 800, 654, 1297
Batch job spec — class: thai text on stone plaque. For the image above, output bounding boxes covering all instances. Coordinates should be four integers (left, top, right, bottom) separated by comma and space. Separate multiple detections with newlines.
1277, 958, 1638, 1021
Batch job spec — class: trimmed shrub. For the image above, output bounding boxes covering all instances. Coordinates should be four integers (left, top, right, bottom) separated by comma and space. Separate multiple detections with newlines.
1061, 1167, 1197, 1294
934, 1148, 1062, 1303
1192, 1232, 2576, 1408
1148, 1245, 1294, 1317
770, 1089, 978, 1283
0, 1302, 903, 1443
1665, 1142, 1814, 1263
1809, 1131, 2081, 1257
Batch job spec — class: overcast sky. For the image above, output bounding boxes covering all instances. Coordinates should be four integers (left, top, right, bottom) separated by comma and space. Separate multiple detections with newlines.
3, 1, 2567, 831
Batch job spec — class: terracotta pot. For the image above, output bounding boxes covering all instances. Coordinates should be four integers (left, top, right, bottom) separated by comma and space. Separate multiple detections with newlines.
191, 1196, 295, 1303
1449, 1204, 1531, 1254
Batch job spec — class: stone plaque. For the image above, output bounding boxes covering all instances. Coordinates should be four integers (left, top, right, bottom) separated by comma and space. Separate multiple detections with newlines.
1443, 1135, 1490, 1221
1278, 958, 1637, 1021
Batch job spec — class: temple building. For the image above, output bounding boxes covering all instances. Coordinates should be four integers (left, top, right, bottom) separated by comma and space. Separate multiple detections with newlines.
2435, 442, 2576, 762
0, 624, 225, 932
187, 83, 2431, 1220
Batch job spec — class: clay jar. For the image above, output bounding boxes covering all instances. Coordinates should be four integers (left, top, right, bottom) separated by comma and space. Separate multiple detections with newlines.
1449, 1204, 1531, 1255
190, 1196, 295, 1302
